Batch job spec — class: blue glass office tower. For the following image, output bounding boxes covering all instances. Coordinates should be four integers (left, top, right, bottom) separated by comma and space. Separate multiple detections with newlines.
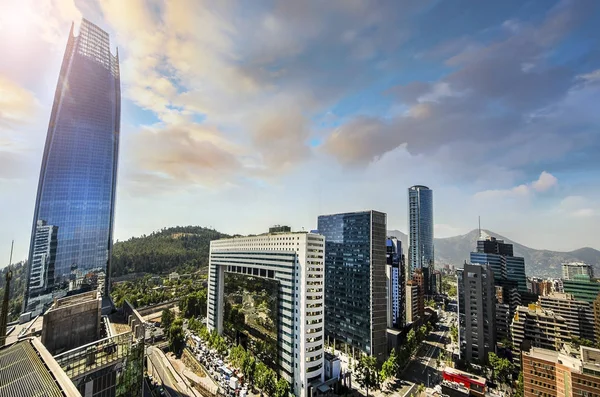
470, 236, 527, 293
408, 186, 434, 291
318, 211, 387, 361
25, 19, 120, 313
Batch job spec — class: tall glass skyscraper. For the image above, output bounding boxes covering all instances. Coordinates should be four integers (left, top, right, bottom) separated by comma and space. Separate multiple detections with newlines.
25, 19, 120, 313
408, 186, 433, 288
317, 211, 387, 361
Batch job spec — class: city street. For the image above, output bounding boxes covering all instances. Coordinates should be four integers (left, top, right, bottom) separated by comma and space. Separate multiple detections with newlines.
400, 314, 453, 389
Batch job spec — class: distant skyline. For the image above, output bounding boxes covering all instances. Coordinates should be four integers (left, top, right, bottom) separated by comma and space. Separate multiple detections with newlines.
1, 0, 599, 264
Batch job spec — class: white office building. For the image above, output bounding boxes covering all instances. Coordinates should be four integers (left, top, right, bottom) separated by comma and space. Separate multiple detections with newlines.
563, 262, 594, 281
207, 231, 325, 397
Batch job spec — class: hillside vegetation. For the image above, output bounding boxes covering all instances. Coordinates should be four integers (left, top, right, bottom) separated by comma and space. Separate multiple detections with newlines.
388, 228, 600, 278
111, 226, 230, 278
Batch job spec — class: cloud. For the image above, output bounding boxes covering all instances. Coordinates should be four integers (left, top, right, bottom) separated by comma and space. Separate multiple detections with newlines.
324, 0, 600, 175
321, 117, 399, 167
532, 171, 558, 192
125, 123, 244, 191
474, 171, 557, 201
0, 74, 39, 129
558, 196, 598, 218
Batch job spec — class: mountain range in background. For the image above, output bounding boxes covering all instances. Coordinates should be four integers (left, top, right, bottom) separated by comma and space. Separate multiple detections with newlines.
387, 228, 600, 278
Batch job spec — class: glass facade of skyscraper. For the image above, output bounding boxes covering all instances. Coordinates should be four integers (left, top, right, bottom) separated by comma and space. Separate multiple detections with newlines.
408, 185, 433, 290
470, 237, 527, 292
25, 19, 120, 313
317, 211, 387, 360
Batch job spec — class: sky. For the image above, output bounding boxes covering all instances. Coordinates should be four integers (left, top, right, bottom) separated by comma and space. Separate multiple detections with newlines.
1, 0, 599, 264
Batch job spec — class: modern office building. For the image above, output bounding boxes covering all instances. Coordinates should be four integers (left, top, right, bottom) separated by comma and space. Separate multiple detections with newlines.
511, 304, 571, 360
431, 270, 442, 295
522, 345, 600, 397
538, 293, 596, 343
317, 211, 387, 361
408, 186, 433, 290
563, 262, 594, 281
458, 263, 496, 364
207, 231, 326, 397
25, 18, 120, 312
470, 236, 527, 293
563, 274, 600, 303
0, 338, 82, 396
386, 237, 405, 329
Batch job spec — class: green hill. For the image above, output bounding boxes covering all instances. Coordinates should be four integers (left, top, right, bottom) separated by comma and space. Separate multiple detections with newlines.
111, 226, 230, 278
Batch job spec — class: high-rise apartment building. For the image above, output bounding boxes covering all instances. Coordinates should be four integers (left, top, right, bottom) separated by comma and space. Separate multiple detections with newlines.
457, 263, 496, 364
529, 278, 553, 296
207, 231, 325, 397
408, 186, 433, 291
522, 345, 600, 397
511, 304, 571, 360
25, 19, 120, 312
318, 211, 387, 361
539, 293, 596, 343
26, 220, 58, 315
594, 293, 600, 345
563, 262, 594, 281
412, 268, 426, 320
405, 281, 419, 324
386, 237, 405, 329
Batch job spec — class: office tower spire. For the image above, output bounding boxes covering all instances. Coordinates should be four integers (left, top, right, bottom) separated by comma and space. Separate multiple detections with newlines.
25, 19, 120, 314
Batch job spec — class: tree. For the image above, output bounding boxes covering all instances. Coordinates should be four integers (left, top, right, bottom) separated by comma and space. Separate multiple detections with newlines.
255, 362, 270, 391
380, 349, 399, 388
274, 378, 290, 397
488, 352, 515, 384
417, 383, 425, 394
450, 325, 458, 343
242, 353, 256, 385
263, 370, 276, 397
229, 345, 246, 368
514, 371, 524, 397
169, 321, 185, 353
355, 355, 380, 397
161, 309, 175, 335
571, 337, 594, 349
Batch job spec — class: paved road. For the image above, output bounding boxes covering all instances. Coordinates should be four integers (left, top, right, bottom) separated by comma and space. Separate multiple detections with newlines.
400, 314, 453, 389
147, 346, 193, 397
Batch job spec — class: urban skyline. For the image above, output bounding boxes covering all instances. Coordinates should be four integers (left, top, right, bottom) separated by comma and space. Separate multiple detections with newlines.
2, 3, 600, 397
2, 1, 600, 265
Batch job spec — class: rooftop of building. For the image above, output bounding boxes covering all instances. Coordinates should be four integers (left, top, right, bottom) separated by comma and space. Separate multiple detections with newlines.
52, 290, 100, 309
516, 304, 566, 321
317, 209, 386, 217
0, 338, 81, 397
524, 345, 600, 375
213, 230, 319, 242
563, 262, 592, 267
5, 315, 44, 345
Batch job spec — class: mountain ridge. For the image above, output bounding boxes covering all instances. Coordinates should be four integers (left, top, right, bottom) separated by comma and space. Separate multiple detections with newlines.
387, 228, 600, 278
